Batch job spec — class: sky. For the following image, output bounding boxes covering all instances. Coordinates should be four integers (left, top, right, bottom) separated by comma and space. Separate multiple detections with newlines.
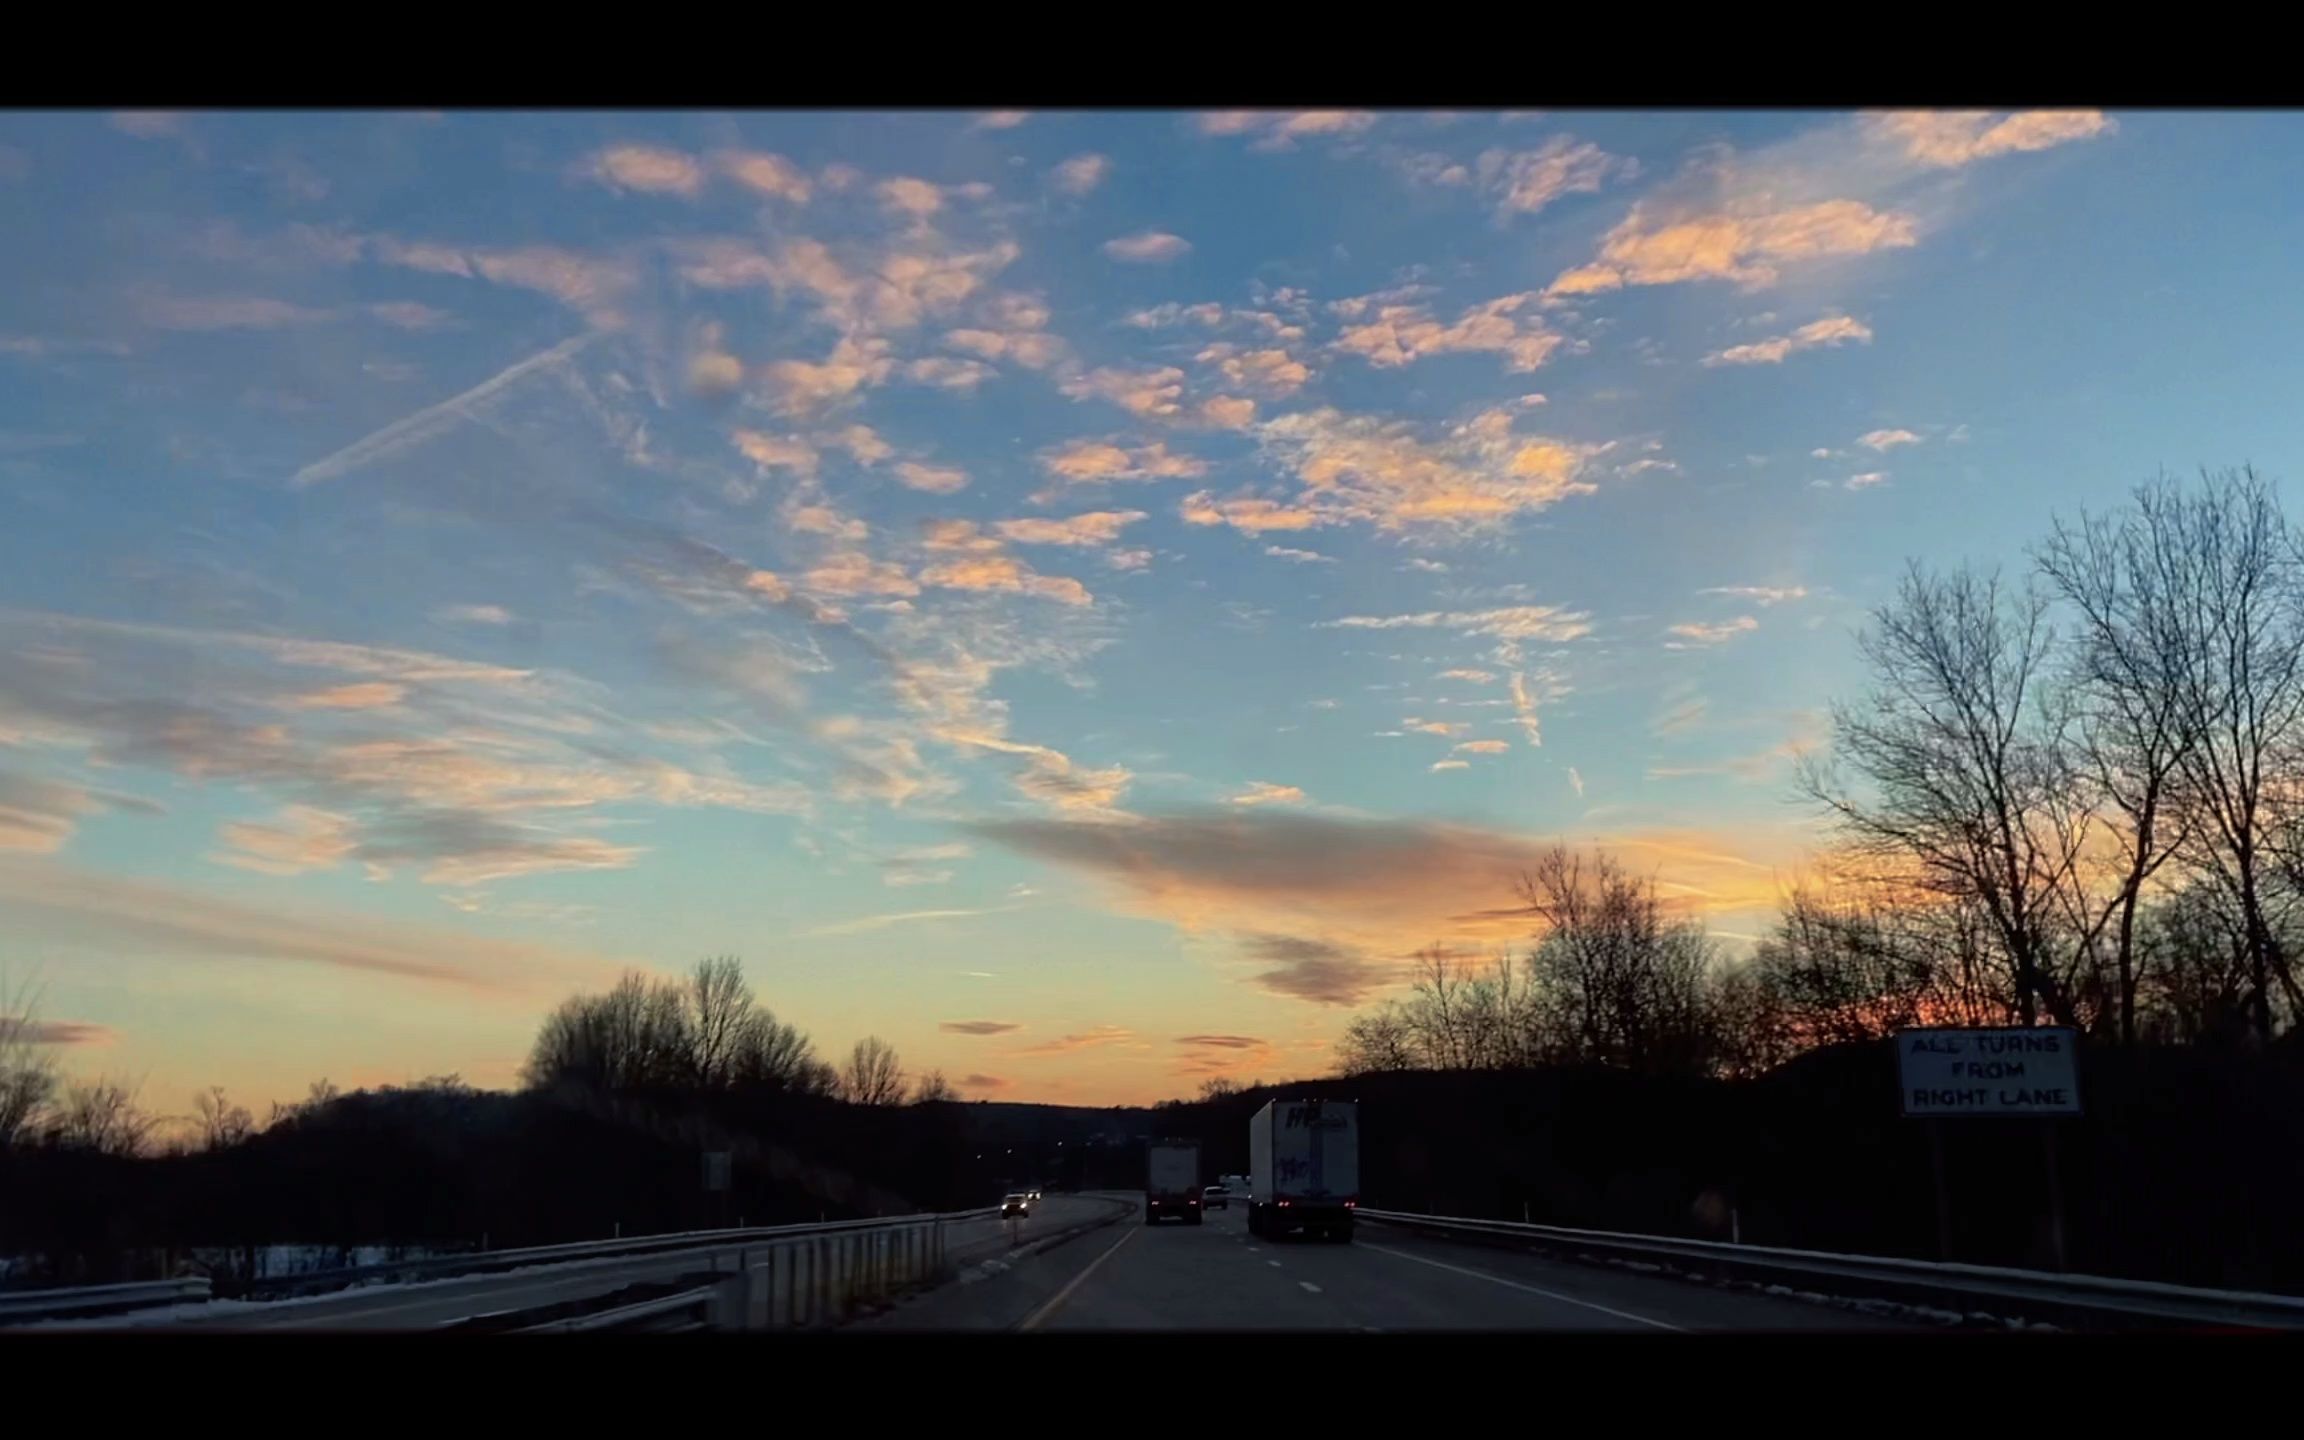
5, 107, 2302, 1115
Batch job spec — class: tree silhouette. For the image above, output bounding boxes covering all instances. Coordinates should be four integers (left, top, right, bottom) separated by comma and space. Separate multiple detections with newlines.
842, 1037, 904, 1106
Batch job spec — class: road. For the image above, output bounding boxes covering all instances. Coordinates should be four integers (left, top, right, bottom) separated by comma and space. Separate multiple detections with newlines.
866, 1195, 1930, 1332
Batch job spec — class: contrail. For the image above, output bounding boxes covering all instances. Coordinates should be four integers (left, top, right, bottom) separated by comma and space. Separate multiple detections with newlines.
290, 331, 598, 488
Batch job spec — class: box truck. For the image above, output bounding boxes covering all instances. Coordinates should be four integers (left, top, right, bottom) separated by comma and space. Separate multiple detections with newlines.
1247, 1098, 1358, 1242
1145, 1137, 1204, 1225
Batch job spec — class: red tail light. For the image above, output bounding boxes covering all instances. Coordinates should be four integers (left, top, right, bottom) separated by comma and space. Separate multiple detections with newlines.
1278, 1200, 1291, 1207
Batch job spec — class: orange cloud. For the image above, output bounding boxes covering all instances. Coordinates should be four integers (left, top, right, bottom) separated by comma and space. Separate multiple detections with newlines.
919, 554, 1092, 607
1228, 781, 1306, 807
1039, 438, 1207, 485
895, 460, 971, 494
0, 856, 620, 997
1706, 315, 1873, 366
1556, 198, 1916, 295
966, 809, 1808, 1003
1181, 491, 1323, 534
284, 682, 406, 711
804, 551, 920, 598
1865, 110, 2115, 168
1197, 111, 1378, 151
1012, 1025, 1137, 1056
994, 511, 1146, 547
732, 429, 819, 474
713, 149, 811, 201
1062, 365, 1186, 419
1197, 343, 1311, 395
1666, 615, 1760, 647
1476, 137, 1627, 217
1253, 407, 1603, 536
1334, 292, 1564, 373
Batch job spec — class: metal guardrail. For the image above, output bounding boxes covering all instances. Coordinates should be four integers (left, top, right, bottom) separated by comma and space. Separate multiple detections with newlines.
0, 1277, 213, 1325
514, 1283, 726, 1333
1356, 1208, 2304, 1331
237, 1207, 997, 1299
0, 1208, 999, 1329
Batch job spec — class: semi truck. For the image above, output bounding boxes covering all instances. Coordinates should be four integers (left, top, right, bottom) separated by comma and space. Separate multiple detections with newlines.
1247, 1098, 1358, 1243
1145, 1137, 1204, 1225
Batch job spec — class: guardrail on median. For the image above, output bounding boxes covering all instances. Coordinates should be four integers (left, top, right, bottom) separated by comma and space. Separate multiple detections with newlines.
1, 1208, 995, 1330
1355, 1208, 2304, 1331
0, 1277, 213, 1326
237, 1208, 996, 1300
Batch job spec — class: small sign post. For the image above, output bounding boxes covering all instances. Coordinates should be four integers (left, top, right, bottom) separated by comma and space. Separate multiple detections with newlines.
1895, 1026, 2081, 1269
703, 1150, 733, 1230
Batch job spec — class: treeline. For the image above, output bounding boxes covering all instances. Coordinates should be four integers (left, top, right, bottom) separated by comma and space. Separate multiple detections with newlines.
0, 960, 984, 1285
1342, 468, 2304, 1082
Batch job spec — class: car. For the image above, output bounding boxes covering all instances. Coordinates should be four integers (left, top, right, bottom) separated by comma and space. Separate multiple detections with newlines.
1001, 1193, 1031, 1218
1202, 1184, 1229, 1210
1028, 1187, 1043, 1201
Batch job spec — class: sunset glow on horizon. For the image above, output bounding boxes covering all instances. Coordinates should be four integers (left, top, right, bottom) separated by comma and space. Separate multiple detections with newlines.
6, 107, 2297, 1114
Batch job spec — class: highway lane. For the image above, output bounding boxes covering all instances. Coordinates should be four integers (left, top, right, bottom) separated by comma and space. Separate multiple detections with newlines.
870, 1196, 1930, 1332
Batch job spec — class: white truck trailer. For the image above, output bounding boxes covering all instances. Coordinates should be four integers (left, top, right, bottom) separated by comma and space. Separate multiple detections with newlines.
1247, 1098, 1358, 1243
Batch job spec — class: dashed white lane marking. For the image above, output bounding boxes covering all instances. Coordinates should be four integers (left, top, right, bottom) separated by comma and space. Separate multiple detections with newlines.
1299, 1281, 1323, 1294
1267, 1260, 1283, 1268
1360, 1243, 1685, 1332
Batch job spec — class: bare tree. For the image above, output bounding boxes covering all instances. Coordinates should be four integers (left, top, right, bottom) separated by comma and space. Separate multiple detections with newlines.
1518, 846, 1718, 1074
2119, 469, 2304, 1043
524, 972, 695, 1093
1800, 562, 2094, 1025
193, 1085, 255, 1150
912, 1068, 957, 1104
1197, 1076, 1242, 1101
1334, 1003, 1418, 1075
840, 1036, 905, 1106
687, 955, 754, 1089
0, 973, 61, 1150
2133, 879, 2257, 1047
2038, 490, 2208, 1043
53, 1078, 154, 1155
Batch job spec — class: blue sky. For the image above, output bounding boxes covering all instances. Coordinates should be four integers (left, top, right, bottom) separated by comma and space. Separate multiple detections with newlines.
3, 107, 2298, 1111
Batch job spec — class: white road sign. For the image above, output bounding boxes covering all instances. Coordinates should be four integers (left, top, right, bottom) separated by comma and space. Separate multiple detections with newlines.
1896, 1027, 2081, 1117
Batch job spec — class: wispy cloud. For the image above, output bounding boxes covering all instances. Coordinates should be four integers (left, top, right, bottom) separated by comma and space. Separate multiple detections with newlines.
1857, 427, 1921, 451
1864, 110, 2114, 169
1705, 315, 1873, 366
804, 906, 1015, 938
1012, 1025, 1138, 1056
291, 332, 599, 487
1051, 153, 1110, 195
940, 1019, 1021, 1036
1228, 781, 1306, 807
1197, 111, 1378, 152
1665, 615, 1760, 647
1103, 232, 1193, 264
1699, 585, 1807, 606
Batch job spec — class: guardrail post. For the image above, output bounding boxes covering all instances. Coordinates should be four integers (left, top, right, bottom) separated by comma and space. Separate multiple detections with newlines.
814, 1236, 830, 1326
707, 1273, 747, 1332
